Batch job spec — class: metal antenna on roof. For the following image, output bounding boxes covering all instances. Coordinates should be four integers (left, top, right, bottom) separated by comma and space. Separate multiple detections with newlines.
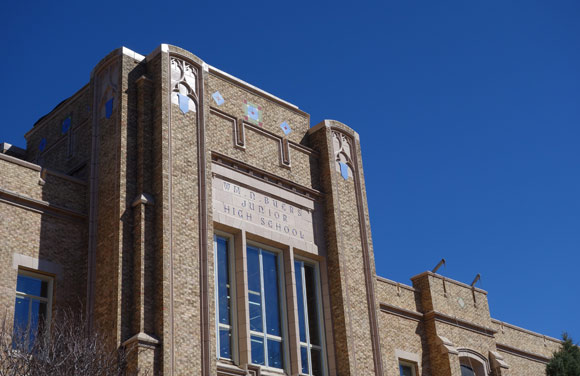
471, 273, 481, 287
432, 258, 446, 274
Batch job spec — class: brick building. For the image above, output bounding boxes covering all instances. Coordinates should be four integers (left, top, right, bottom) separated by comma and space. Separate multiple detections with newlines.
0, 44, 562, 375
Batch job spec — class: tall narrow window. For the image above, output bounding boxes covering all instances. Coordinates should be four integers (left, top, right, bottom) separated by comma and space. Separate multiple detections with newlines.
215, 234, 235, 360
247, 246, 285, 370
295, 260, 326, 376
13, 270, 53, 350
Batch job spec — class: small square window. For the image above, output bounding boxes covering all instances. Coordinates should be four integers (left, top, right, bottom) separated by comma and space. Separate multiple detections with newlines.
399, 360, 417, 376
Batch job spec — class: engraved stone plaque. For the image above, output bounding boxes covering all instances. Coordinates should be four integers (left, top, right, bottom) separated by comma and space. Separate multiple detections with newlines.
211, 163, 322, 254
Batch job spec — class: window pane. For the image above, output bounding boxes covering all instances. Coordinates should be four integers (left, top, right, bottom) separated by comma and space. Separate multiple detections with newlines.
295, 261, 307, 343
29, 300, 45, 340
251, 335, 265, 365
16, 275, 48, 297
399, 364, 413, 376
311, 348, 323, 376
248, 247, 263, 332
249, 294, 263, 332
460, 365, 475, 376
13, 296, 29, 337
267, 339, 283, 369
247, 247, 261, 294
219, 328, 231, 359
301, 345, 309, 374
305, 264, 320, 346
216, 237, 230, 325
262, 251, 281, 336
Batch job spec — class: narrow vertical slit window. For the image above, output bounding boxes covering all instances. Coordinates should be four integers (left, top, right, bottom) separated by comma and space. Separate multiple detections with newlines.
13, 270, 53, 350
295, 260, 326, 376
247, 245, 285, 370
215, 234, 235, 360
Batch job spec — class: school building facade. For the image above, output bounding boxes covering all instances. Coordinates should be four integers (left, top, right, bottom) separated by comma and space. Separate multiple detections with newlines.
0, 44, 562, 375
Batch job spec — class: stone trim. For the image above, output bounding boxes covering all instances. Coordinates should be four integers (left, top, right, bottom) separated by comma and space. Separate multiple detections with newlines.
209, 106, 318, 169
25, 84, 90, 137
423, 310, 497, 337
210, 108, 246, 150
198, 58, 211, 376
120, 46, 145, 62
376, 276, 418, 292
491, 318, 562, 344
0, 154, 87, 186
0, 187, 86, 221
122, 332, 160, 348
496, 343, 551, 364
216, 362, 247, 376
165, 52, 177, 374
167, 50, 212, 375
332, 125, 384, 375
457, 348, 491, 374
208, 66, 305, 115
380, 303, 423, 322
489, 350, 510, 370
410, 271, 488, 295
0, 152, 41, 171
395, 348, 422, 364
33, 117, 90, 163
211, 152, 322, 199
12, 253, 63, 279
86, 51, 121, 330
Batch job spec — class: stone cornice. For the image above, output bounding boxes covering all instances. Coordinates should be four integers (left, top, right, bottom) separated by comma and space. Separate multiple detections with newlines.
491, 318, 562, 344
496, 343, 550, 364
211, 152, 322, 199
0, 153, 87, 186
0, 187, 86, 221
376, 275, 418, 292
410, 271, 488, 295
424, 310, 497, 337
379, 303, 423, 322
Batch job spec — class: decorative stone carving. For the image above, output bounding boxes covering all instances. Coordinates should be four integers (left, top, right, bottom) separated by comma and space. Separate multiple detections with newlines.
332, 130, 353, 179
436, 335, 459, 355
97, 63, 119, 119
170, 58, 197, 113
489, 350, 509, 371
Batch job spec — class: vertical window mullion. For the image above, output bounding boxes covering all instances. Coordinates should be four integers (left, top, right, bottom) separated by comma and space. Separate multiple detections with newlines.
300, 262, 313, 375
229, 240, 237, 364
27, 297, 32, 334
214, 236, 220, 359
258, 249, 269, 366
215, 234, 235, 361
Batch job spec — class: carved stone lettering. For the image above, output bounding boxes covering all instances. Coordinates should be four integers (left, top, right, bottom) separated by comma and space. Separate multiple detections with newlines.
213, 176, 314, 243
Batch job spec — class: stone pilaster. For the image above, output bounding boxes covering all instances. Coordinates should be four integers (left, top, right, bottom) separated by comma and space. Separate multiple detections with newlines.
308, 120, 383, 375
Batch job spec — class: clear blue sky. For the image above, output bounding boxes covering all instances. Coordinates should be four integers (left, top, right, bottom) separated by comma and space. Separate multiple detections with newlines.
1, 1, 578, 341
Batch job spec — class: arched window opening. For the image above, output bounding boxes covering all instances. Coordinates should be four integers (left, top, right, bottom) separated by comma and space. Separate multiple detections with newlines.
458, 348, 489, 376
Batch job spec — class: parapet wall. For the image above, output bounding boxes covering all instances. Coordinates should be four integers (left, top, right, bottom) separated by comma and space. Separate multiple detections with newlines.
375, 273, 562, 376
0, 153, 88, 315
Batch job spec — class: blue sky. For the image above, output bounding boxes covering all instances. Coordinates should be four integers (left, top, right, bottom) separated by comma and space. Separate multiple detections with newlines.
1, 1, 578, 341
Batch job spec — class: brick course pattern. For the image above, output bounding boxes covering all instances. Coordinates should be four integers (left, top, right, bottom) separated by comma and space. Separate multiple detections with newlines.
0, 44, 565, 376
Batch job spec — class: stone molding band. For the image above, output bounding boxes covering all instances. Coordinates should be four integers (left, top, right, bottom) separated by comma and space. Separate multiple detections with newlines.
496, 343, 550, 364
423, 311, 498, 337
0, 188, 86, 222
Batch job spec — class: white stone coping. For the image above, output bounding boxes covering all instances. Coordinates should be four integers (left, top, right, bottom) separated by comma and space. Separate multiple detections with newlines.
13, 253, 62, 279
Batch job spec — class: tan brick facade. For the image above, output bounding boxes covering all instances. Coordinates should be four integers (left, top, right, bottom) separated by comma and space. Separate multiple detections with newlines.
0, 44, 562, 375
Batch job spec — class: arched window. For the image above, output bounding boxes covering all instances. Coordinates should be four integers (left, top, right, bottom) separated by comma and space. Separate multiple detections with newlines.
457, 348, 490, 376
